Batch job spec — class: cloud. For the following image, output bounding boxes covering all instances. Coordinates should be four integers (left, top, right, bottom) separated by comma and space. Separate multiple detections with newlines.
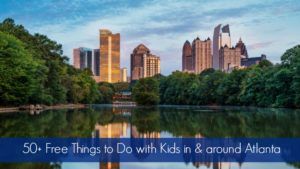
1, 0, 300, 75
248, 41, 274, 50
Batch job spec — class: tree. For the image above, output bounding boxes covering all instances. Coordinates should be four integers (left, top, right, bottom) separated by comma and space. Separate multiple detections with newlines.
113, 82, 130, 93
0, 18, 101, 106
132, 77, 159, 106
159, 71, 199, 105
281, 45, 300, 107
196, 70, 225, 105
97, 82, 115, 103
0, 31, 42, 105
217, 69, 247, 105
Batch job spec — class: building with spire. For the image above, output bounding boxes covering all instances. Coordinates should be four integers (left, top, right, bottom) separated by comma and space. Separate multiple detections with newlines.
235, 38, 248, 58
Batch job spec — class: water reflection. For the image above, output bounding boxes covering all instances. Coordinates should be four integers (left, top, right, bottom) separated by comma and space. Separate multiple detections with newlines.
0, 105, 299, 169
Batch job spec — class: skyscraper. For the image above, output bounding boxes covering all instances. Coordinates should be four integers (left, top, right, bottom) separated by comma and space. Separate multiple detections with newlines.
130, 44, 160, 80
192, 37, 212, 73
213, 24, 232, 70
99, 29, 120, 83
73, 47, 93, 73
93, 49, 100, 76
143, 54, 160, 78
182, 40, 193, 72
219, 45, 241, 72
73, 47, 102, 82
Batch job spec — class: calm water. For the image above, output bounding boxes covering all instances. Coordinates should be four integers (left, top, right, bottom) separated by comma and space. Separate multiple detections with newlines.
0, 105, 299, 169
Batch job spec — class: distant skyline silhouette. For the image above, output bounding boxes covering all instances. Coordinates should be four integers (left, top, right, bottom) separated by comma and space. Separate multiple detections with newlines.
1, 0, 300, 75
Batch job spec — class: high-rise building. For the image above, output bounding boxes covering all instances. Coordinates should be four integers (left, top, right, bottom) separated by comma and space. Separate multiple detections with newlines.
192, 37, 212, 73
73, 47, 93, 73
219, 45, 241, 72
235, 38, 248, 58
73, 47, 101, 82
99, 29, 120, 83
143, 54, 160, 78
93, 49, 100, 76
120, 67, 127, 82
182, 40, 193, 72
130, 44, 160, 80
213, 24, 232, 70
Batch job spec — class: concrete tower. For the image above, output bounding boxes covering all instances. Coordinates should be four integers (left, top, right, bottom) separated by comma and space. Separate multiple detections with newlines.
213, 24, 232, 70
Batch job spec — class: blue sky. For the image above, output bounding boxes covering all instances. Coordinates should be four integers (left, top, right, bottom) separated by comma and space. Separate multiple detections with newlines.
1, 0, 300, 75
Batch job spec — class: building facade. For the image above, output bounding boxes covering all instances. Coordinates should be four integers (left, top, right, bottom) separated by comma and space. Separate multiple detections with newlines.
99, 29, 120, 83
219, 46, 241, 72
73, 47, 93, 71
120, 67, 127, 82
213, 24, 232, 70
143, 54, 160, 78
241, 54, 267, 67
182, 40, 193, 72
130, 44, 160, 81
73, 47, 102, 82
93, 49, 100, 76
192, 37, 212, 74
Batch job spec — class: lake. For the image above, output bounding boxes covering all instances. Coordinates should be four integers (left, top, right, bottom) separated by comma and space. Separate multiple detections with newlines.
0, 105, 299, 169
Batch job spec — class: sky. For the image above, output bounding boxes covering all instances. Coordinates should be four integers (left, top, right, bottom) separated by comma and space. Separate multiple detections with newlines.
0, 0, 300, 75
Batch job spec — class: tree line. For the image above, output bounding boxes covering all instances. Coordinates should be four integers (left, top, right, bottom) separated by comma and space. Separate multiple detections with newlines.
133, 45, 300, 108
0, 18, 103, 106
1, 18, 299, 108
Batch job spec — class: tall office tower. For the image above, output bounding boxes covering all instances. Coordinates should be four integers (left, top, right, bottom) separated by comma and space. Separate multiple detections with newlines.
182, 40, 193, 72
99, 29, 120, 83
93, 49, 100, 82
219, 45, 241, 72
73, 47, 93, 73
120, 67, 127, 82
143, 54, 160, 77
213, 24, 232, 70
130, 44, 160, 80
192, 37, 212, 74
235, 38, 248, 58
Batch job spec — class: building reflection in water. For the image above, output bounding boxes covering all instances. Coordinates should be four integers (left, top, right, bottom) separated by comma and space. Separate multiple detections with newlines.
94, 108, 242, 169
94, 108, 160, 169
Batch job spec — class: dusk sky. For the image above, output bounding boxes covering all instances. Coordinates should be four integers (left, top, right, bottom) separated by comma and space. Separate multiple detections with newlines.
1, 0, 300, 75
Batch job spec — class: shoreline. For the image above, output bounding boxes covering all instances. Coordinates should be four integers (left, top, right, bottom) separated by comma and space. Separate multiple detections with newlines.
0, 104, 86, 113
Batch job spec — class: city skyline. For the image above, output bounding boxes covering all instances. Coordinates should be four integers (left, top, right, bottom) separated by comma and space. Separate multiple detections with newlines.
1, 0, 300, 75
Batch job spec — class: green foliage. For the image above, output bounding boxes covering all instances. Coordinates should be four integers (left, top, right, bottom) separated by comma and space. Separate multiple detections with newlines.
216, 69, 247, 105
159, 71, 199, 105
0, 31, 42, 105
0, 18, 99, 105
97, 82, 115, 103
66, 68, 99, 104
132, 77, 159, 105
281, 45, 300, 107
113, 82, 130, 93
157, 45, 300, 108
